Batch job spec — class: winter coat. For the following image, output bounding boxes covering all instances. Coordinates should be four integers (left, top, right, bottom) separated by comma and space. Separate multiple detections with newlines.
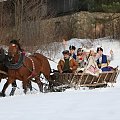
85, 56, 101, 76
57, 57, 78, 73
70, 53, 77, 60
96, 54, 114, 71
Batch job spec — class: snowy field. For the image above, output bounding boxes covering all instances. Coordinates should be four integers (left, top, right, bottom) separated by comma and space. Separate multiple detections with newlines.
0, 38, 120, 120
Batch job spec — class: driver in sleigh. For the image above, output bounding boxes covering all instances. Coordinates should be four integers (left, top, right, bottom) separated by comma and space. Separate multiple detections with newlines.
57, 50, 78, 73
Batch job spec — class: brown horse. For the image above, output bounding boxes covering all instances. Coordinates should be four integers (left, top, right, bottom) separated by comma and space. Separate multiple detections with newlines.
0, 47, 31, 96
0, 44, 51, 97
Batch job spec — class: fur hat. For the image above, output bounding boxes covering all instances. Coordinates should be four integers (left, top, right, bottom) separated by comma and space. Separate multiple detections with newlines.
62, 50, 70, 55
69, 45, 76, 50
97, 47, 103, 53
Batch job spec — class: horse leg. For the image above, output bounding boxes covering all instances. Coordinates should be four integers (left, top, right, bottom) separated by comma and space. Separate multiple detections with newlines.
9, 80, 17, 96
48, 81, 54, 92
0, 78, 14, 97
42, 73, 50, 92
27, 81, 32, 91
35, 76, 43, 92
22, 79, 29, 94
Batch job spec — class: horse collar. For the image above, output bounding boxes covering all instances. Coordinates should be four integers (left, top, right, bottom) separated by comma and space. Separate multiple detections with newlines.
5, 53, 25, 69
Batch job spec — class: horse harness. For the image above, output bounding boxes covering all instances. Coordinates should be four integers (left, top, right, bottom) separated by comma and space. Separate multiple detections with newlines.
25, 56, 37, 80
5, 52, 37, 80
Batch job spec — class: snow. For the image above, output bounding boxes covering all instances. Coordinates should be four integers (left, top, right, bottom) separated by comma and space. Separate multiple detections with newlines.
0, 38, 120, 120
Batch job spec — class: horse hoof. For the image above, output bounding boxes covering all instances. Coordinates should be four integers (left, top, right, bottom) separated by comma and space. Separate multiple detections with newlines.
9, 87, 16, 96
0, 92, 6, 97
42, 84, 49, 93
23, 89, 28, 94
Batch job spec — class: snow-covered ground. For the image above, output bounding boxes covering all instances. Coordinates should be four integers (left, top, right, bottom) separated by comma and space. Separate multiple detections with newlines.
0, 38, 120, 120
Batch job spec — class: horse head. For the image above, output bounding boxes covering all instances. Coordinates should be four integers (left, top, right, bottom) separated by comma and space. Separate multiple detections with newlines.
6, 44, 25, 69
8, 44, 20, 59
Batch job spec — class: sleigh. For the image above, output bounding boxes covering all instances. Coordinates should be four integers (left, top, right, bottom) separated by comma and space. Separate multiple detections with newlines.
50, 69, 120, 91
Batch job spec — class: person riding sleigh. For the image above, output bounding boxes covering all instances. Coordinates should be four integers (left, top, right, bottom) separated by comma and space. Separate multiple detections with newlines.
96, 47, 114, 72
57, 50, 78, 73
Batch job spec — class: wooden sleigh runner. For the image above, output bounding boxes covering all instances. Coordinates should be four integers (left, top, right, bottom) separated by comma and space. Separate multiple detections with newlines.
50, 69, 120, 91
